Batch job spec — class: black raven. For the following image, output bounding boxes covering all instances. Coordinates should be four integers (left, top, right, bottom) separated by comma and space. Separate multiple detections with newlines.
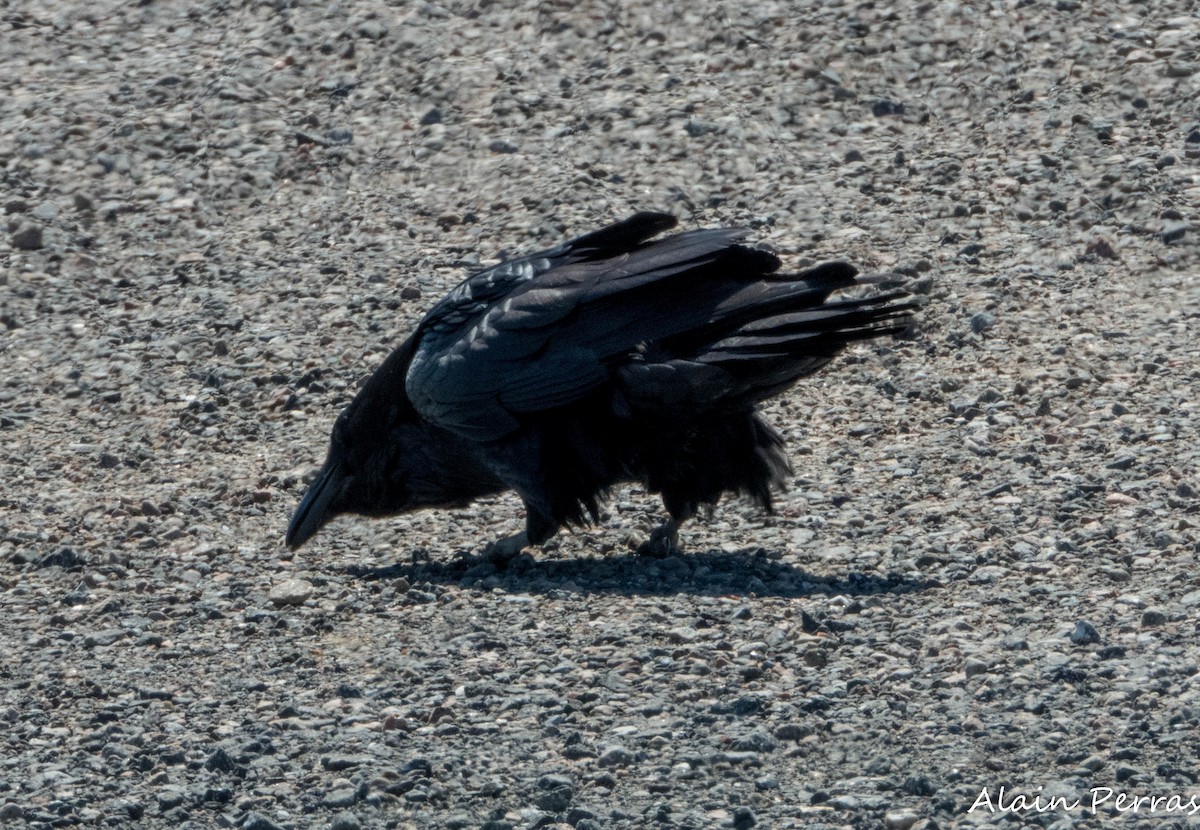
286, 212, 913, 558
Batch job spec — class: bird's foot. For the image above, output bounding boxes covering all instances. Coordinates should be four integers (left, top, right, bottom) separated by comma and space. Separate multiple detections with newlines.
483, 531, 529, 563
636, 520, 681, 558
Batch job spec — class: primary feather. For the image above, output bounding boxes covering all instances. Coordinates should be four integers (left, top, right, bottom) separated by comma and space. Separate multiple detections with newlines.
286, 212, 914, 555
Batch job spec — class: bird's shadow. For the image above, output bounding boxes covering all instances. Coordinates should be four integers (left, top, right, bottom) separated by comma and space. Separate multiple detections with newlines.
344, 546, 936, 599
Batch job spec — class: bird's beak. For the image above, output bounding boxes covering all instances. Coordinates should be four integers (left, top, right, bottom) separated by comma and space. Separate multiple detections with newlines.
286, 459, 346, 549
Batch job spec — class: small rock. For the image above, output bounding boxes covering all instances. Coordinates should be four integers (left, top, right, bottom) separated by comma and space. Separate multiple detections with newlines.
157, 790, 185, 811
204, 747, 238, 773
321, 788, 358, 809
885, 810, 920, 830
356, 19, 387, 40
487, 139, 519, 154
138, 688, 174, 701
243, 811, 285, 830
667, 626, 698, 644
993, 176, 1020, 194
963, 657, 989, 678
1141, 609, 1167, 627
903, 775, 937, 796
85, 628, 127, 647
684, 120, 720, 137
970, 311, 996, 333
536, 774, 572, 790
730, 731, 777, 753
11, 223, 43, 250
321, 755, 367, 771
872, 99, 905, 117
269, 578, 314, 607
1070, 620, 1100, 645
1161, 221, 1189, 244
38, 547, 86, 569
731, 805, 756, 829
597, 746, 634, 768
773, 723, 808, 741
329, 812, 362, 830
1086, 237, 1118, 259
535, 785, 573, 812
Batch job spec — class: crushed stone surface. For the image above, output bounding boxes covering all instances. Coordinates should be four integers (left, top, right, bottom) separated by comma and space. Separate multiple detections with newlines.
2, 1, 1199, 828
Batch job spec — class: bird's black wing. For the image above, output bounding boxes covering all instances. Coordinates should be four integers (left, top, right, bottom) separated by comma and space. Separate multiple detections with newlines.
415, 212, 678, 338
405, 224, 757, 441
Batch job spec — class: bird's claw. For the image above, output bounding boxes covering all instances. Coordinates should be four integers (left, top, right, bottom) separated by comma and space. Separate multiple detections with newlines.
636, 520, 681, 558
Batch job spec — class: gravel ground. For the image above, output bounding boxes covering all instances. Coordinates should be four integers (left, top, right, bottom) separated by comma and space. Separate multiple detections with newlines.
3, 1, 1199, 828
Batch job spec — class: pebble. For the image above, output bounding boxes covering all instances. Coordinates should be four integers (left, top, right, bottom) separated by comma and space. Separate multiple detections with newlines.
1161, 221, 1189, 243
685, 120, 721, 137
243, 813, 286, 830
269, 578, 314, 606
321, 788, 359, 809
329, 812, 362, 830
1070, 621, 1101, 645
535, 785, 573, 812
730, 731, 778, 753
963, 657, 989, 678
10, 222, 43, 250
969, 311, 997, 334
204, 748, 238, 772
731, 806, 757, 828
597, 746, 634, 768
84, 628, 127, 647
885, 810, 921, 830
667, 626, 698, 643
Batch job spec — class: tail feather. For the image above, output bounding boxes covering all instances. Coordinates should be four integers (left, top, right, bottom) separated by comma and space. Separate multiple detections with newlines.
619, 271, 913, 416
690, 276, 913, 387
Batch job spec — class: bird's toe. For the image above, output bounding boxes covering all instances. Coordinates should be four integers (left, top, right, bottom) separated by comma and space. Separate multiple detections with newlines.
636, 520, 681, 558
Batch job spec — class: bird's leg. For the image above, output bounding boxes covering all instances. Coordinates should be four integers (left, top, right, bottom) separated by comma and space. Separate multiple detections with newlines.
483, 531, 529, 563
637, 518, 681, 558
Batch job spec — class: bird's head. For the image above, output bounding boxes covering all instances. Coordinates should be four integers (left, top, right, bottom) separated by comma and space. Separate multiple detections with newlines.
285, 346, 419, 550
